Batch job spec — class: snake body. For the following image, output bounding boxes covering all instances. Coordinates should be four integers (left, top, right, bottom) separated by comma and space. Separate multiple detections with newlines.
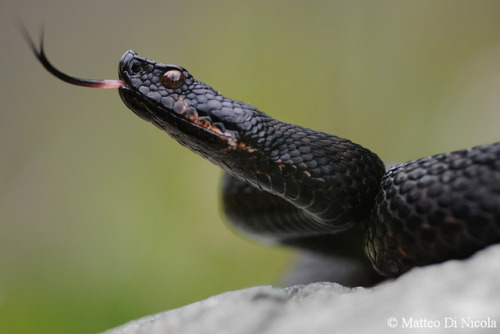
26, 36, 500, 281
118, 51, 500, 278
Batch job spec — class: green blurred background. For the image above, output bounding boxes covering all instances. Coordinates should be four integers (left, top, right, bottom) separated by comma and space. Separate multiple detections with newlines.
1, 0, 499, 333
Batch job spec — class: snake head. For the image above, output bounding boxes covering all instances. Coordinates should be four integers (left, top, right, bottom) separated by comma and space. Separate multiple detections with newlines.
118, 50, 264, 166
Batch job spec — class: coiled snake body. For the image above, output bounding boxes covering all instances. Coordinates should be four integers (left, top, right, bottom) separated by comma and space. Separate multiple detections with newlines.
25, 34, 500, 282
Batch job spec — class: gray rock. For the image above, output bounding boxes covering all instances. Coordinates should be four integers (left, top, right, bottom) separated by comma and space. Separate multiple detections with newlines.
105, 245, 500, 334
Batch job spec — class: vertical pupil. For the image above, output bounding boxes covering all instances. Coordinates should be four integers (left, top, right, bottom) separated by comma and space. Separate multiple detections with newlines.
168, 71, 181, 81
162, 70, 185, 89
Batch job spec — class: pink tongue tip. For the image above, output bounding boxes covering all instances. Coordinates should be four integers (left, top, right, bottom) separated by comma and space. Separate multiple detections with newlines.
96, 79, 127, 89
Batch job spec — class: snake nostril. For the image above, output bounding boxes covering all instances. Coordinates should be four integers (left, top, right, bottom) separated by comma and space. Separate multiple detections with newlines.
130, 62, 145, 74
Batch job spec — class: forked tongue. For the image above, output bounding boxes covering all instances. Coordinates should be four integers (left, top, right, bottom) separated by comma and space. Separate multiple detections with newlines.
20, 25, 125, 88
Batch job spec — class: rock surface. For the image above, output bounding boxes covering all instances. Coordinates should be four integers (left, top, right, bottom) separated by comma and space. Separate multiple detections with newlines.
105, 245, 500, 334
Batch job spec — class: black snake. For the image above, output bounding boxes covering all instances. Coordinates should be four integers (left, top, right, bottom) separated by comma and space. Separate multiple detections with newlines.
23, 31, 500, 284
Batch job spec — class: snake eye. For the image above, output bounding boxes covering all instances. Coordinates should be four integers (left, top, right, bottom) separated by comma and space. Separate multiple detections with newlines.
161, 69, 186, 89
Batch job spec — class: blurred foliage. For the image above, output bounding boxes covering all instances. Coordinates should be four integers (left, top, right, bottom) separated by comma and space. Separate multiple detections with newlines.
0, 0, 499, 333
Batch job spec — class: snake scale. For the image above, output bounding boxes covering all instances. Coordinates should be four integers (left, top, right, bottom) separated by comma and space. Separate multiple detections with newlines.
23, 31, 500, 284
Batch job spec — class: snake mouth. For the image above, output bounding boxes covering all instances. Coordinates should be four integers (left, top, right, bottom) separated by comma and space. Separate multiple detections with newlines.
118, 82, 240, 148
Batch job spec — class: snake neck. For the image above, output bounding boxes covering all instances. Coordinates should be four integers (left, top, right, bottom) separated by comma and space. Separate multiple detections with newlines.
220, 118, 386, 229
